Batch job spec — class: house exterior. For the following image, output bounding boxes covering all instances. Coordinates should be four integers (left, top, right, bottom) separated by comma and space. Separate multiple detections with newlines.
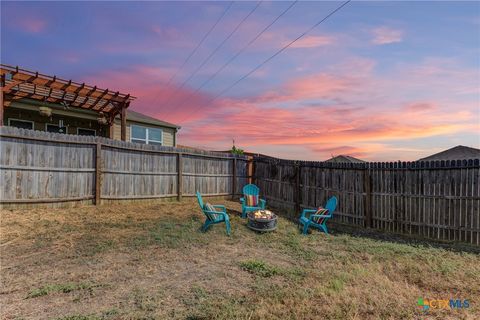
325, 155, 365, 163
111, 110, 179, 146
418, 145, 480, 161
0, 64, 180, 146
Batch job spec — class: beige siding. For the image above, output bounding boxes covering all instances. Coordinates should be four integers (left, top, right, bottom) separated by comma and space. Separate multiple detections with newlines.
112, 121, 176, 147
112, 122, 130, 141
162, 127, 176, 146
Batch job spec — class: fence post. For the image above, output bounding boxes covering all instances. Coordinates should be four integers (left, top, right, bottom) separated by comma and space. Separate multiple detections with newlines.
247, 156, 253, 184
295, 162, 302, 213
95, 142, 102, 205
232, 157, 237, 200
364, 167, 372, 228
251, 157, 256, 185
177, 153, 183, 201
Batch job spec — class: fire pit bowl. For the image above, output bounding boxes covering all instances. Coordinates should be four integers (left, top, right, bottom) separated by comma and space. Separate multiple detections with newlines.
247, 210, 277, 232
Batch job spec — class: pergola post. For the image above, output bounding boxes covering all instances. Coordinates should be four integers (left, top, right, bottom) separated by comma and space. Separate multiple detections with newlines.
108, 123, 115, 139
121, 102, 128, 141
0, 90, 4, 127
0, 75, 4, 126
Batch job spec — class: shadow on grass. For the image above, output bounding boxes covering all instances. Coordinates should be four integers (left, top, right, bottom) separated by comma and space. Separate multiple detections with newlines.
328, 222, 480, 254
268, 207, 480, 254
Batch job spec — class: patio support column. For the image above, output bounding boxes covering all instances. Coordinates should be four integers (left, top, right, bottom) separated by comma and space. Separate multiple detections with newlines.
0, 75, 4, 127
120, 102, 127, 141
108, 123, 114, 139
0, 90, 3, 127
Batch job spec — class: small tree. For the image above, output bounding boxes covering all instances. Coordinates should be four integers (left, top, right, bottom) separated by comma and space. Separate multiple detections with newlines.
230, 139, 244, 155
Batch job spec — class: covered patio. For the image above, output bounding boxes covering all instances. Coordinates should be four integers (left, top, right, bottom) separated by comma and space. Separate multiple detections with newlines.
0, 64, 135, 140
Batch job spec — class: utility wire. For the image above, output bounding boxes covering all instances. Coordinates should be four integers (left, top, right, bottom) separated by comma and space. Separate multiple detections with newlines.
173, 1, 297, 112
165, 2, 234, 88
178, 0, 351, 124
156, 1, 234, 114
162, 1, 262, 111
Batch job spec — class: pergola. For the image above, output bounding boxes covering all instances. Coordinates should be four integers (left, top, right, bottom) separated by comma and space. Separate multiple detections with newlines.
0, 64, 136, 140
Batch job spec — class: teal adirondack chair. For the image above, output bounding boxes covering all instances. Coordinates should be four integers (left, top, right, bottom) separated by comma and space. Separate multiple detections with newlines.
240, 184, 266, 218
299, 196, 337, 235
196, 192, 231, 235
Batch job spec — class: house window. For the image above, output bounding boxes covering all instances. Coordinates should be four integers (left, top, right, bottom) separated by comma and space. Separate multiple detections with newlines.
8, 118, 34, 130
130, 125, 162, 145
77, 128, 96, 136
46, 124, 67, 133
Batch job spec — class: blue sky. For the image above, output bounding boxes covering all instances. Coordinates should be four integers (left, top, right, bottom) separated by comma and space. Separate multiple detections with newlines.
1, 1, 479, 160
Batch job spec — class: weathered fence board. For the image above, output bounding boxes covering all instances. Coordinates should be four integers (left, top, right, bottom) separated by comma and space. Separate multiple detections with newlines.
253, 156, 480, 245
1, 126, 478, 245
0, 134, 95, 203
102, 146, 178, 199
0, 127, 248, 207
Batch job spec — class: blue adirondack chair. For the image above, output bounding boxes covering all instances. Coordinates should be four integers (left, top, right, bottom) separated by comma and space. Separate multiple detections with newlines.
240, 184, 266, 218
299, 196, 337, 235
196, 192, 231, 235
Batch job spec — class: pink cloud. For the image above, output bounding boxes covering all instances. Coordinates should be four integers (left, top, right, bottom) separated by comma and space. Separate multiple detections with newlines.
78, 55, 478, 161
288, 35, 335, 48
61, 53, 80, 63
404, 102, 437, 113
256, 73, 356, 104
371, 26, 403, 45
151, 25, 182, 41
16, 18, 47, 33
175, 57, 478, 160
311, 144, 381, 159
179, 96, 473, 150
79, 65, 221, 123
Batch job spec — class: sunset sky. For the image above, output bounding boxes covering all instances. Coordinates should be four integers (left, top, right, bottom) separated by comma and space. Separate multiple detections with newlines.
1, 1, 479, 161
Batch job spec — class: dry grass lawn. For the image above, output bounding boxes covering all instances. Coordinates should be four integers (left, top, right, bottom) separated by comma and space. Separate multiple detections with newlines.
1, 200, 479, 319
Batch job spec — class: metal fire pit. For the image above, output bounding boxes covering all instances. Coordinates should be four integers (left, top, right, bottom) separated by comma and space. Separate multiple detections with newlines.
247, 210, 277, 232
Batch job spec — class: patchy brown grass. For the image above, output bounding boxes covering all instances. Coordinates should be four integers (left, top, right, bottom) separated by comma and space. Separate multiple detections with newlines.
1, 200, 479, 319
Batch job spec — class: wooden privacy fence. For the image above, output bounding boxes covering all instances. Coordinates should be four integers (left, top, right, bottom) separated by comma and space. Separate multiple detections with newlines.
254, 156, 480, 245
1, 126, 478, 245
0, 127, 248, 206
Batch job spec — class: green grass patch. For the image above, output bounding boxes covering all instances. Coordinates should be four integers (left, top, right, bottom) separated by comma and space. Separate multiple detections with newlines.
281, 232, 316, 261
240, 260, 280, 277
27, 282, 101, 299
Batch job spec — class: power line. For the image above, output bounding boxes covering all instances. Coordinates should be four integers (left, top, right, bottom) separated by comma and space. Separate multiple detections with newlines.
156, 1, 234, 112
178, 0, 351, 124
173, 1, 297, 112
166, 2, 234, 88
162, 1, 262, 111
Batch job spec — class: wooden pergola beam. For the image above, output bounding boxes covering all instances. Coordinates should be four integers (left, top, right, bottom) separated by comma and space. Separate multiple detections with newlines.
77, 85, 97, 108
1, 80, 22, 92
0, 64, 135, 121
43, 75, 56, 87
71, 83, 85, 103
88, 88, 109, 110
25, 72, 130, 104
